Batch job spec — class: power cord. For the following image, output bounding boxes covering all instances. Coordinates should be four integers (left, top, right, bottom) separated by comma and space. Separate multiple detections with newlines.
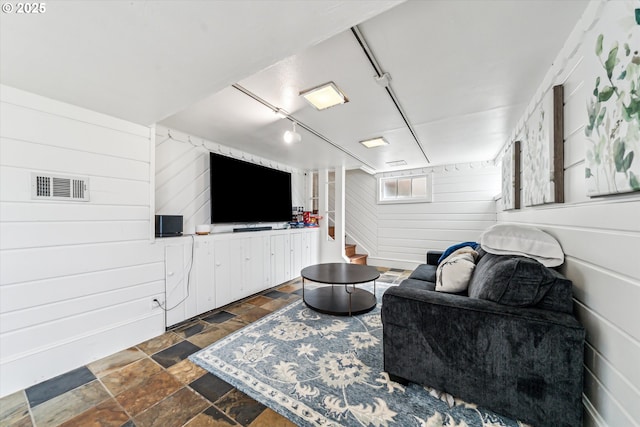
154, 234, 195, 312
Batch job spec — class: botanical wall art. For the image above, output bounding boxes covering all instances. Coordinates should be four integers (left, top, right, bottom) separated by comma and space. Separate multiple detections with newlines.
585, 2, 640, 196
523, 85, 564, 206
502, 140, 521, 210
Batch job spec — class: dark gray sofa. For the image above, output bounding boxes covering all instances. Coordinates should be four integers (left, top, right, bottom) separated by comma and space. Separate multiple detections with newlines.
381, 249, 585, 427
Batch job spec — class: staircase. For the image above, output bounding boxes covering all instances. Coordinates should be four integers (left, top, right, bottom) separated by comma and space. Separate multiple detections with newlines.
346, 243, 368, 265
329, 226, 368, 264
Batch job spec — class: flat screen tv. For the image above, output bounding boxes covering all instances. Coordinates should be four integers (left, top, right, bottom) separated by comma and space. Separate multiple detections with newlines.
210, 152, 292, 224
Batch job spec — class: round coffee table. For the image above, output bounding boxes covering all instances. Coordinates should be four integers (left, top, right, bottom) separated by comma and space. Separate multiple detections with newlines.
300, 263, 380, 316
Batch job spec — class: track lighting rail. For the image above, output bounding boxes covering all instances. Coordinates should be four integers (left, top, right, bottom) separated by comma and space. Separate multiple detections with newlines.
350, 25, 430, 163
231, 83, 377, 171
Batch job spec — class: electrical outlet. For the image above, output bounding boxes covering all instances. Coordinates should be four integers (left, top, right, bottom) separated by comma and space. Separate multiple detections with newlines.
151, 298, 163, 310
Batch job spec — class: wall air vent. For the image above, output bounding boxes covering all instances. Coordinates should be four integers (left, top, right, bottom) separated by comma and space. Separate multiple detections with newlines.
31, 173, 89, 201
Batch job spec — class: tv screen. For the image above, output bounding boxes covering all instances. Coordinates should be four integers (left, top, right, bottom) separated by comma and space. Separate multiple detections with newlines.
210, 153, 292, 224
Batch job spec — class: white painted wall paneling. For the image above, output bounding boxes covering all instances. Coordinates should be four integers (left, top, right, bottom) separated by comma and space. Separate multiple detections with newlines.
347, 166, 499, 268
0, 85, 162, 397
496, 2, 640, 423
154, 126, 307, 236
345, 169, 378, 256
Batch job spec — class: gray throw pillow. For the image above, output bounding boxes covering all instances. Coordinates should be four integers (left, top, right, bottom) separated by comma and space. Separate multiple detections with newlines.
468, 253, 560, 307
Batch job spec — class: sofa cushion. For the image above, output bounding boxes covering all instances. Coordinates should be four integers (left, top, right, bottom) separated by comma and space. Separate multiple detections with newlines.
480, 223, 564, 267
468, 253, 573, 313
535, 268, 575, 313
436, 247, 478, 293
408, 263, 436, 283
399, 278, 436, 291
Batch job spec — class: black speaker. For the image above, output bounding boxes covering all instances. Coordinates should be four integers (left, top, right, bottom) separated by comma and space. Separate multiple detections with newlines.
155, 215, 183, 237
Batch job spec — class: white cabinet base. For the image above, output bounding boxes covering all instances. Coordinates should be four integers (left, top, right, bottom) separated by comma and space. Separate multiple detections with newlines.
161, 228, 319, 327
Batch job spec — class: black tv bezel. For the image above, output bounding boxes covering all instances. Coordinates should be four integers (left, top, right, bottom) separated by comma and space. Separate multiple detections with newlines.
209, 152, 292, 224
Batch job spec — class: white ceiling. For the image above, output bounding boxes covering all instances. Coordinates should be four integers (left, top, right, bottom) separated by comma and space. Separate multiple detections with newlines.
1, 0, 590, 173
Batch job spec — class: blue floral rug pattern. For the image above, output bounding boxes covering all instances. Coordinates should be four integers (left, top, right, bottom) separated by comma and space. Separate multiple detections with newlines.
190, 283, 525, 427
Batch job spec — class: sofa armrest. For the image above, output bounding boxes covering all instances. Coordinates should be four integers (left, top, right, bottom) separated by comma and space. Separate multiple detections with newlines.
426, 250, 443, 265
381, 286, 584, 427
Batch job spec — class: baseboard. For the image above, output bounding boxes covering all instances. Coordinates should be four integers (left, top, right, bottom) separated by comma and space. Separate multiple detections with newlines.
366, 257, 420, 270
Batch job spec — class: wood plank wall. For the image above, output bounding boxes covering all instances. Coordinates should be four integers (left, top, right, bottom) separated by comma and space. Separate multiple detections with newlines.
346, 165, 500, 269
497, 2, 640, 425
154, 126, 307, 234
0, 86, 165, 397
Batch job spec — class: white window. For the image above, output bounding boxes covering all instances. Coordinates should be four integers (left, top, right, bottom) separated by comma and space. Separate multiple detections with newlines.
377, 173, 432, 204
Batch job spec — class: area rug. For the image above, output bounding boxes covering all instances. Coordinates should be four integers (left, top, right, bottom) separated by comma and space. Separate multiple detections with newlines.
190, 282, 525, 427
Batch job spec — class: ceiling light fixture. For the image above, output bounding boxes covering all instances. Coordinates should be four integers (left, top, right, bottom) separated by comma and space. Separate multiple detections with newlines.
300, 81, 348, 110
360, 137, 388, 148
386, 160, 407, 167
284, 122, 302, 144
232, 83, 376, 170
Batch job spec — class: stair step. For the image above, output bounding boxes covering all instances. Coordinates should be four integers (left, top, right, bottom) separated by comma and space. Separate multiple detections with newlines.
345, 243, 356, 257
349, 254, 368, 265
346, 243, 367, 264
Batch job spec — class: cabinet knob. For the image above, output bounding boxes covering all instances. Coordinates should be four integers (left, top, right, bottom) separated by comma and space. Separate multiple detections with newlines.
167, 272, 174, 277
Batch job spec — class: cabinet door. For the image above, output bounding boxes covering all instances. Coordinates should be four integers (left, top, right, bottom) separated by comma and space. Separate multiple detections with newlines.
301, 231, 311, 269
165, 244, 186, 328
214, 239, 235, 308
243, 235, 269, 296
290, 232, 303, 280
194, 237, 215, 314
270, 234, 286, 286
262, 235, 272, 289
228, 238, 246, 300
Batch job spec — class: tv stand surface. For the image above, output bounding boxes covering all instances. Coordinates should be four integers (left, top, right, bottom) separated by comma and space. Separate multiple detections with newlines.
233, 226, 273, 233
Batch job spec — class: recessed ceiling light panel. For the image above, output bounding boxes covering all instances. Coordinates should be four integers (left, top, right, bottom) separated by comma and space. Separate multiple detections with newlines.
300, 82, 348, 110
386, 160, 407, 167
360, 137, 388, 148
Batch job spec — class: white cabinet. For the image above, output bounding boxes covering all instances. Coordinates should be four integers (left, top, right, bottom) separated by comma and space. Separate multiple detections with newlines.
214, 233, 271, 307
270, 233, 290, 286
213, 237, 237, 308
244, 235, 271, 296
302, 228, 319, 269
164, 238, 202, 328
162, 228, 320, 327
193, 237, 215, 314
231, 234, 270, 299
270, 228, 320, 286
164, 243, 187, 327
164, 236, 217, 327
290, 232, 303, 278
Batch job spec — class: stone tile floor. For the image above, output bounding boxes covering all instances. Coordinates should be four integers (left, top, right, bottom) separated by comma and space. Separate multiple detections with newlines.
0, 267, 410, 427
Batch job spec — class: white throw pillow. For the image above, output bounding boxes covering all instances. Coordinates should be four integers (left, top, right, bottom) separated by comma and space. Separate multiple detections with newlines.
480, 223, 564, 267
436, 247, 478, 293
